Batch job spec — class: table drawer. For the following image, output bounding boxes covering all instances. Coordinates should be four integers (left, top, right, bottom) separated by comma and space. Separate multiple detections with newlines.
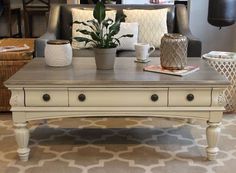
25, 88, 68, 107
169, 88, 212, 107
69, 88, 168, 107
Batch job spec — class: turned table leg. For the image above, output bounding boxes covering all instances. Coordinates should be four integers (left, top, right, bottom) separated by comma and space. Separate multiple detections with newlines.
14, 122, 30, 162
206, 121, 221, 161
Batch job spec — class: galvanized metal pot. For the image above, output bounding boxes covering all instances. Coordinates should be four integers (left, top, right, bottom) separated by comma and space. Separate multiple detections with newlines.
160, 34, 188, 70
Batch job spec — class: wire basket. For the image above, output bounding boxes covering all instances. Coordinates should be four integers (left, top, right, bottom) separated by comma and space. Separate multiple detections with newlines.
202, 51, 236, 112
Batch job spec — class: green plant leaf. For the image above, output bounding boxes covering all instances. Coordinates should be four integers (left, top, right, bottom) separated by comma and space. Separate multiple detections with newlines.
74, 21, 87, 26
73, 21, 81, 24
115, 13, 126, 22
87, 19, 99, 30
91, 32, 101, 42
109, 21, 121, 36
102, 18, 113, 29
109, 42, 118, 48
76, 29, 92, 35
113, 38, 120, 45
93, 1, 105, 24
74, 21, 96, 31
74, 37, 96, 45
118, 34, 134, 38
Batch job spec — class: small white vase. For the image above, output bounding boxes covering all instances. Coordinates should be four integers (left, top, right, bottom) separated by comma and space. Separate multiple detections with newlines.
45, 40, 72, 67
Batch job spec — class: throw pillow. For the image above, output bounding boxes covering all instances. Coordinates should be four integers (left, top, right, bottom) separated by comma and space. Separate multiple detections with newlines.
116, 22, 139, 50
72, 9, 116, 49
123, 8, 168, 48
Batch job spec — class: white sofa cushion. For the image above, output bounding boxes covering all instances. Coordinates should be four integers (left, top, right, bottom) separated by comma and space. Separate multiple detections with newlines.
72, 9, 116, 49
123, 8, 168, 48
116, 22, 139, 50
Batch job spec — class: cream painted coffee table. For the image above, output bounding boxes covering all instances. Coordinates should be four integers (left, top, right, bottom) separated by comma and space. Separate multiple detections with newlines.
5, 57, 229, 161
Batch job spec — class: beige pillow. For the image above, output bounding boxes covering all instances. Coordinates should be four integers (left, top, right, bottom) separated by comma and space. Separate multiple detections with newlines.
116, 22, 139, 50
123, 8, 168, 48
72, 9, 116, 49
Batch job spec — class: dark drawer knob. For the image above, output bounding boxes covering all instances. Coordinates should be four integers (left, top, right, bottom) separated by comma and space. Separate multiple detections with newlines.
186, 94, 194, 101
78, 94, 86, 102
151, 94, 159, 102
42, 94, 50, 102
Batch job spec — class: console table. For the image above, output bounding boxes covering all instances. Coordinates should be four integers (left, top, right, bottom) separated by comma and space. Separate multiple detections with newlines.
4, 57, 229, 161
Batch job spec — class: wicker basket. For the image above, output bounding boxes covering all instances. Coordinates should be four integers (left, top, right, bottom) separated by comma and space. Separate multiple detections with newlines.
0, 38, 34, 112
203, 52, 236, 112
0, 60, 31, 111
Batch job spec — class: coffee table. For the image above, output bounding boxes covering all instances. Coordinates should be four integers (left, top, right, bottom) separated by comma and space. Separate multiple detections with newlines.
4, 57, 229, 162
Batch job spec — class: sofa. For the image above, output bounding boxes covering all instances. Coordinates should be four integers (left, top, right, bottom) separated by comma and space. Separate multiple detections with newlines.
35, 4, 202, 58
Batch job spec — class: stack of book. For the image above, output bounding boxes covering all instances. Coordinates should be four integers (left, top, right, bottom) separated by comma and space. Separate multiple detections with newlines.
150, 0, 174, 4
0, 44, 30, 53
143, 65, 199, 76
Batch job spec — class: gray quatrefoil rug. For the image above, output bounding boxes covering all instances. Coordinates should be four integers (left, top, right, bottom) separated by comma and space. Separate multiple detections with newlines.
0, 112, 236, 173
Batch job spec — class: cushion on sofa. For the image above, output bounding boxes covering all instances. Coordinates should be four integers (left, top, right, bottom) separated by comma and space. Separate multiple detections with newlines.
116, 22, 139, 50
72, 9, 116, 49
123, 8, 168, 48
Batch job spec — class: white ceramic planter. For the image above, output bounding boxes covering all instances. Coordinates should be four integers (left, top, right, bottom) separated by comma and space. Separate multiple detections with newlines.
94, 48, 117, 70
45, 40, 72, 67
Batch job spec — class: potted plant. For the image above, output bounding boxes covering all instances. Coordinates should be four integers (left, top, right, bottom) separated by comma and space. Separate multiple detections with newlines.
74, 1, 133, 70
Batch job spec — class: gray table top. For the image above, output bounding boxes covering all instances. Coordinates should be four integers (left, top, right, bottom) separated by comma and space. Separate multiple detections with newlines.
5, 57, 229, 87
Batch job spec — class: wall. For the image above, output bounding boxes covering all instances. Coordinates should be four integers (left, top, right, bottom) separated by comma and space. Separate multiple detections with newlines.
189, 0, 236, 54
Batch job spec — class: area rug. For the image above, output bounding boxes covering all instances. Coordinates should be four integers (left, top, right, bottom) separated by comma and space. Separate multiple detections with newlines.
0, 113, 235, 173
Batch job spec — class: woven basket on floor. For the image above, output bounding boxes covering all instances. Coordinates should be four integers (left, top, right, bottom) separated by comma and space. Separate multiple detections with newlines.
203, 53, 236, 112
0, 38, 34, 112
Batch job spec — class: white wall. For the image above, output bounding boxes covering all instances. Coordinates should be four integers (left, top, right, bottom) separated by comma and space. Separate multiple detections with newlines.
189, 0, 236, 54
